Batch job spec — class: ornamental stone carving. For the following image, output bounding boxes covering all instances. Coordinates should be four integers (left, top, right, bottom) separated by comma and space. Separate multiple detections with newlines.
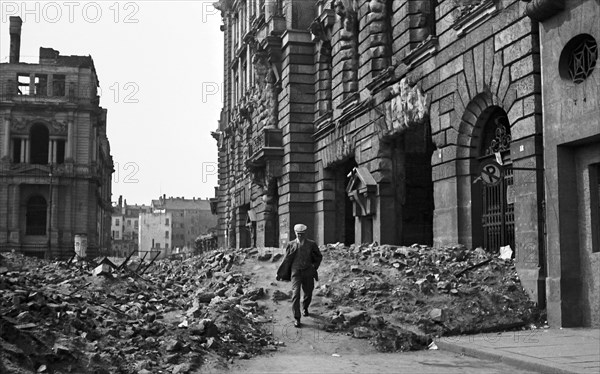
10, 118, 67, 135
382, 77, 430, 136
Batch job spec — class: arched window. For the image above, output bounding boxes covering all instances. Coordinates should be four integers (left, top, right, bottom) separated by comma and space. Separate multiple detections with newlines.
30, 123, 49, 165
479, 109, 511, 157
26, 195, 47, 235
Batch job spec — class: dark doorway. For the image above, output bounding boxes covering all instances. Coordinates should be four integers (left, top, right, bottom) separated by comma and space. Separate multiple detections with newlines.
333, 158, 357, 245
26, 195, 47, 235
30, 123, 49, 165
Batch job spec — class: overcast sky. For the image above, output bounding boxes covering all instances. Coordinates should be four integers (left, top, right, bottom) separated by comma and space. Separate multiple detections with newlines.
0, 1, 224, 205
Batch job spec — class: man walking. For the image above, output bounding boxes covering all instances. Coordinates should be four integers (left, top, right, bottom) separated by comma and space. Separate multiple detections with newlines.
276, 224, 322, 328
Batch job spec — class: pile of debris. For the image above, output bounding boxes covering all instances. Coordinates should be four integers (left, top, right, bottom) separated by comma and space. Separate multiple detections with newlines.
0, 249, 275, 374
315, 243, 545, 351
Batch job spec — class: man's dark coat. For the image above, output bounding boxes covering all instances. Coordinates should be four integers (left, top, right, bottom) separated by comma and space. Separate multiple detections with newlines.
276, 239, 321, 281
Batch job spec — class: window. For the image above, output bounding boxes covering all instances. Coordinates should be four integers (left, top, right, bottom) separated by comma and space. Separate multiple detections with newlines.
156, 243, 161, 249
52, 75, 65, 96
166, 218, 170, 226
115, 218, 120, 226
17, 74, 31, 95
26, 195, 47, 235
30, 124, 49, 165
12, 138, 23, 163
35, 74, 48, 96
115, 231, 120, 239
165, 231, 169, 238
134, 220, 139, 229
127, 220, 131, 226
559, 34, 598, 84
55, 139, 65, 164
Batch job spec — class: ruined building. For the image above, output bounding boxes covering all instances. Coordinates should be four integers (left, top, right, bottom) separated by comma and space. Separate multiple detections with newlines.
213, 0, 599, 327
0, 17, 114, 258
151, 195, 218, 251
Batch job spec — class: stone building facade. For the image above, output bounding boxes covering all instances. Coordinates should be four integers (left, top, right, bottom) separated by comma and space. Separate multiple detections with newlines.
0, 17, 113, 259
213, 0, 598, 326
111, 196, 151, 257
527, 0, 599, 327
138, 211, 172, 259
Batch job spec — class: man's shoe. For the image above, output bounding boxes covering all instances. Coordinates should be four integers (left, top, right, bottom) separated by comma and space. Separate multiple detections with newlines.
294, 319, 302, 328
302, 309, 309, 317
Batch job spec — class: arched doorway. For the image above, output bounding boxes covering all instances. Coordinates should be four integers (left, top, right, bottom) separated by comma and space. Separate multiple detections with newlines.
472, 107, 515, 252
30, 123, 49, 164
26, 195, 47, 235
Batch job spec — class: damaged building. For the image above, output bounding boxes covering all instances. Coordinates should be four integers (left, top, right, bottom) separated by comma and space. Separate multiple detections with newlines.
0, 17, 114, 259
212, 0, 599, 327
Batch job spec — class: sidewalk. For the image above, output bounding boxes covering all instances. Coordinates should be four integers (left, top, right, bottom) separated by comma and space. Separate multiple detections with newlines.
435, 328, 600, 374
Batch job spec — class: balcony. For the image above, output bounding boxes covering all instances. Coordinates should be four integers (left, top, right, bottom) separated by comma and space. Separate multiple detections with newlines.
247, 127, 283, 166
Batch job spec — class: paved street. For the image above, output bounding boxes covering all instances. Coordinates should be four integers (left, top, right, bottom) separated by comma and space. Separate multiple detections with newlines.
227, 350, 540, 373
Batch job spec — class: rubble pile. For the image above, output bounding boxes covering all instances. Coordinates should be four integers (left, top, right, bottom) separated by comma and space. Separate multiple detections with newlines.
0, 249, 275, 374
316, 243, 544, 350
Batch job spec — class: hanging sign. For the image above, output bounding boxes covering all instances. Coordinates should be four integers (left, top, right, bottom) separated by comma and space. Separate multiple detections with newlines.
479, 160, 503, 187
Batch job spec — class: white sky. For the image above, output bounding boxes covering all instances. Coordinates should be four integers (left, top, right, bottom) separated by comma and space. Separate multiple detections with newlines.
0, 1, 224, 205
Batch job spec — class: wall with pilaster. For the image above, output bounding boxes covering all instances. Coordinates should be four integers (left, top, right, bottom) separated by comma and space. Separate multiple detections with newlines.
278, 30, 317, 245
538, 0, 600, 327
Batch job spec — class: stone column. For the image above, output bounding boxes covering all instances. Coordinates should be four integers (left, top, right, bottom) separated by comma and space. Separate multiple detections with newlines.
47, 140, 52, 163
3, 116, 10, 159
374, 183, 397, 244
9, 184, 20, 243
66, 120, 73, 160
20, 139, 26, 163
24, 139, 30, 163
70, 114, 77, 162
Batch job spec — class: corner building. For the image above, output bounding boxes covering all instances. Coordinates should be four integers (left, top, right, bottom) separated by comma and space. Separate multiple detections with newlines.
213, 0, 598, 325
0, 17, 114, 258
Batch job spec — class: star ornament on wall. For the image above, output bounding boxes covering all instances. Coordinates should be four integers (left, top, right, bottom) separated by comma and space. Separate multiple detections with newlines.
569, 38, 598, 84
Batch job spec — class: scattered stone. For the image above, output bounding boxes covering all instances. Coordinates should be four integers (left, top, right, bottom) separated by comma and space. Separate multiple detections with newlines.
429, 308, 445, 322
342, 310, 367, 325
353, 326, 374, 339
257, 253, 272, 261
271, 290, 290, 301
172, 363, 191, 374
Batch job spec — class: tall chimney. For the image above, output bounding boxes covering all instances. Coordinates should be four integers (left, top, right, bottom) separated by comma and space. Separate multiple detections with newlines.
9, 17, 22, 63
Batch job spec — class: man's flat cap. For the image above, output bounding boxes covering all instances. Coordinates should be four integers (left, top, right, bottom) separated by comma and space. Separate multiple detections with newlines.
294, 224, 307, 233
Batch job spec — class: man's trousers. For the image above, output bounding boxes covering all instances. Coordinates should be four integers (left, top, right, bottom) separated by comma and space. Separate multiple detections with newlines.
291, 267, 315, 320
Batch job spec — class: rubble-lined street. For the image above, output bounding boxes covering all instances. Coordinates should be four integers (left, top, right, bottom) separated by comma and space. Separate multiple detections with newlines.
0, 250, 275, 373
1, 243, 545, 373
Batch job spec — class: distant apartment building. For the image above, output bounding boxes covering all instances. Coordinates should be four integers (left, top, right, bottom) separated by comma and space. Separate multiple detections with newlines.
138, 210, 172, 259
111, 195, 151, 257
151, 195, 218, 252
0, 17, 113, 258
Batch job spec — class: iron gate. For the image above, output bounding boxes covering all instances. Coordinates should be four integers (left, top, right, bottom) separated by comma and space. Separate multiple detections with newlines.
481, 165, 515, 252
